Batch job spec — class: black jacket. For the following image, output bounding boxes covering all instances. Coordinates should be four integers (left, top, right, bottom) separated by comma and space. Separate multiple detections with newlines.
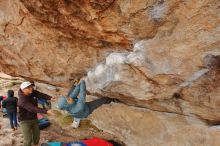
18, 89, 51, 121
2, 96, 18, 113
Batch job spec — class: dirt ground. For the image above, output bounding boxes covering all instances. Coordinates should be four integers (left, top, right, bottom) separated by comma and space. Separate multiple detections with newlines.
0, 78, 124, 146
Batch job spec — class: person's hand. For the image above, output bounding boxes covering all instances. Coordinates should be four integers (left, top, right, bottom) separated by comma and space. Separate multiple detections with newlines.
66, 97, 74, 104
50, 96, 56, 101
46, 110, 55, 116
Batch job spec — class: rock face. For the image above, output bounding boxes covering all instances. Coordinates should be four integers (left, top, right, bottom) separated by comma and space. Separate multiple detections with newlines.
90, 103, 220, 146
0, 0, 220, 145
85, 0, 220, 123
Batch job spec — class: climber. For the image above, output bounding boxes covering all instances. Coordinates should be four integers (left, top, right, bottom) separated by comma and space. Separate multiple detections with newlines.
18, 81, 56, 146
58, 78, 112, 128
2, 90, 18, 130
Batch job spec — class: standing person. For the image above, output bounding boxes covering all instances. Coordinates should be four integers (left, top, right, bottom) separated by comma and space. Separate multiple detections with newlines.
58, 79, 112, 128
2, 90, 18, 130
18, 81, 56, 146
